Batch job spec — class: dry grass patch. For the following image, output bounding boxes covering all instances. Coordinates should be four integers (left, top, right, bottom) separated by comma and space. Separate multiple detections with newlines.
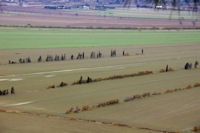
193, 126, 200, 132
194, 82, 200, 87
69, 116, 77, 120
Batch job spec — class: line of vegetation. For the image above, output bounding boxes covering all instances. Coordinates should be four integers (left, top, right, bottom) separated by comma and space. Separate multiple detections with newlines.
65, 82, 200, 114
47, 61, 199, 89
1, 24, 200, 30
47, 70, 153, 89
0, 107, 175, 133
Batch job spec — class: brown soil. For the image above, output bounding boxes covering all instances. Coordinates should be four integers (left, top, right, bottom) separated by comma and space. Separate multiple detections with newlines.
0, 6, 200, 29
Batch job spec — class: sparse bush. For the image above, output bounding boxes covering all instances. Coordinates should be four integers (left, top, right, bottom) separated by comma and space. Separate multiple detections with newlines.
46, 113, 51, 117
152, 92, 162, 95
70, 116, 77, 120
65, 107, 74, 114
125, 53, 130, 56
174, 88, 180, 91
65, 110, 71, 114
0, 108, 7, 112
6, 109, 22, 114
193, 126, 199, 132
82, 105, 90, 111
93, 78, 103, 82
183, 84, 193, 90
168, 67, 175, 71
58, 82, 68, 87
142, 92, 150, 97
112, 122, 131, 128
133, 94, 142, 99
159, 69, 165, 73
165, 89, 173, 93
194, 82, 200, 87
72, 80, 87, 85
160, 67, 175, 73
124, 96, 134, 102
74, 107, 81, 113
47, 85, 55, 89
37, 112, 40, 116
97, 99, 119, 108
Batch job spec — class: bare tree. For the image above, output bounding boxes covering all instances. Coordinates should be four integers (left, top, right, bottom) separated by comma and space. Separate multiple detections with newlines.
123, 0, 200, 23
19, 0, 23, 7
0, 0, 3, 13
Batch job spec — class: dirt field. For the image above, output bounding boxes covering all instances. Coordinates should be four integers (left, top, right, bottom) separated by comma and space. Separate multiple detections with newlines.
1, 4, 200, 132
0, 112, 154, 133
0, 41, 200, 133
1, 6, 200, 29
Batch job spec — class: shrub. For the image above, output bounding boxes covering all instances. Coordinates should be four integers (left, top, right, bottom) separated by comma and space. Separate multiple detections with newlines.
125, 53, 130, 56
6, 109, 22, 114
74, 107, 81, 113
72, 81, 78, 85
142, 92, 151, 97
168, 67, 175, 71
72, 80, 87, 85
174, 88, 179, 92
0, 108, 7, 112
82, 105, 90, 111
37, 112, 40, 116
152, 92, 162, 95
112, 122, 131, 128
65, 110, 71, 114
124, 96, 134, 102
70, 116, 77, 120
58, 82, 68, 87
93, 78, 103, 82
47, 85, 55, 89
89, 120, 96, 122
194, 82, 200, 87
183, 84, 193, 90
157, 92, 162, 95
159, 69, 165, 73
97, 99, 119, 108
133, 94, 142, 99
46, 113, 51, 117
193, 126, 199, 132
97, 102, 106, 107
65, 107, 74, 114
165, 89, 173, 93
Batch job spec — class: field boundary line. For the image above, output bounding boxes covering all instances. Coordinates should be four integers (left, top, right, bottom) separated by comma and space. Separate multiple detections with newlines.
65, 82, 200, 114
6, 101, 34, 107
1, 24, 200, 30
0, 107, 175, 133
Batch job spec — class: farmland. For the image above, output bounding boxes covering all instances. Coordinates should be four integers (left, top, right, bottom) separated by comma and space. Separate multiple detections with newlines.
0, 25, 200, 133
0, 27, 200, 49
69, 8, 200, 20
1, 7, 200, 29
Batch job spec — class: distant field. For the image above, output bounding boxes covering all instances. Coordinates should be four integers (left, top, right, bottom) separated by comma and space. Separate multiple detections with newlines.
1, 8, 200, 29
69, 8, 200, 20
0, 27, 200, 49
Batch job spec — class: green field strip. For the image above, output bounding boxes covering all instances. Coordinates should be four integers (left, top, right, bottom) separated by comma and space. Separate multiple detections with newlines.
0, 27, 200, 49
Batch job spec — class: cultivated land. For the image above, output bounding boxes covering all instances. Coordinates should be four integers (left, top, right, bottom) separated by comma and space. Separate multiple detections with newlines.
0, 7, 200, 29
0, 27, 200, 133
0, 27, 200, 50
